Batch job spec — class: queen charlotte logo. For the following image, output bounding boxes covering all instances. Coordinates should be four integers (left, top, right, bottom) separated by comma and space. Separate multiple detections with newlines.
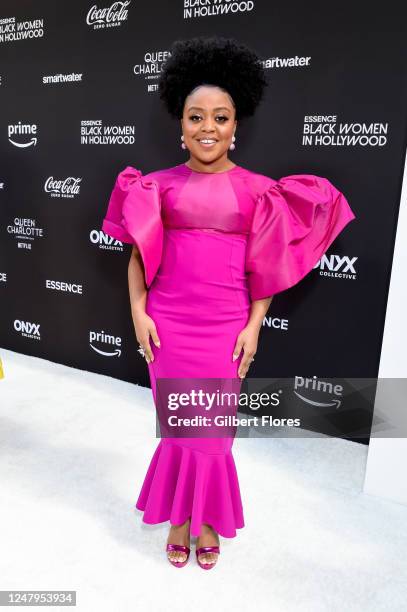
7, 217, 43, 251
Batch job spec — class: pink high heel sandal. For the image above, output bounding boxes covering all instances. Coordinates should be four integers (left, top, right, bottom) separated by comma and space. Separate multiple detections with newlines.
195, 545, 220, 570
166, 543, 191, 568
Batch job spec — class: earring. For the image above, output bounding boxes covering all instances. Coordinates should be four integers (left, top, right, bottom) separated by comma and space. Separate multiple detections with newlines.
229, 135, 236, 151
181, 135, 187, 150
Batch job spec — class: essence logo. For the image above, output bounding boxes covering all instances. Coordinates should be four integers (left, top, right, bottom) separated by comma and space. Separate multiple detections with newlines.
314, 254, 358, 280
262, 316, 289, 331
302, 117, 389, 147
44, 176, 82, 198
8, 122, 37, 147
46, 280, 83, 294
183, 0, 255, 19
14, 319, 41, 340
0, 16, 45, 44
89, 330, 122, 357
294, 376, 343, 409
86, 1, 131, 29
90, 229, 125, 251
80, 120, 135, 145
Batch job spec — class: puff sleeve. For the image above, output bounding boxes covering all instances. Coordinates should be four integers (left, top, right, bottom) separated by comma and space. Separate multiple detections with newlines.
101, 166, 164, 288
245, 174, 356, 301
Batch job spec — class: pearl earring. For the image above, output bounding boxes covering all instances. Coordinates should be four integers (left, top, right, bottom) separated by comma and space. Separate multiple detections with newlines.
229, 135, 236, 151
181, 135, 187, 150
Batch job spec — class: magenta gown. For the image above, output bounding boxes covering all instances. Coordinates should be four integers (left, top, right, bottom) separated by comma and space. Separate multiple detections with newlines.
102, 162, 356, 538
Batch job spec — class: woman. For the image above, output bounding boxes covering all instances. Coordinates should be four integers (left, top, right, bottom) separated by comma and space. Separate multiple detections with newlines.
102, 36, 356, 570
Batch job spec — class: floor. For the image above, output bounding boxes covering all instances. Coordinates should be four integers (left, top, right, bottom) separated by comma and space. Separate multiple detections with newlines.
0, 347, 406, 612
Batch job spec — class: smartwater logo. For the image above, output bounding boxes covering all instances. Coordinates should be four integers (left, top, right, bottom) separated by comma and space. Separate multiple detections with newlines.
44, 176, 82, 198
86, 1, 131, 29
89, 330, 122, 357
8, 122, 38, 147
14, 319, 41, 340
262, 55, 311, 69
294, 376, 343, 409
43, 72, 83, 85
314, 253, 358, 280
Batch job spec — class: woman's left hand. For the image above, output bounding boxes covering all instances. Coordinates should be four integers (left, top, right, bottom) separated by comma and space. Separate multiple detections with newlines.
232, 323, 260, 379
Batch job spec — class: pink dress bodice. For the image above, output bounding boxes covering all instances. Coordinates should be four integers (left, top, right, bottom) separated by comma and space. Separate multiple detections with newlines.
102, 162, 356, 301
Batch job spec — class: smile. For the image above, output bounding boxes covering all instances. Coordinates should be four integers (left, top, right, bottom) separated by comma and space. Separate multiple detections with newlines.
197, 138, 218, 148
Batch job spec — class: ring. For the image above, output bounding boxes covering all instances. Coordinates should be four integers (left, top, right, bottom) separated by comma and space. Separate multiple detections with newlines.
137, 344, 146, 358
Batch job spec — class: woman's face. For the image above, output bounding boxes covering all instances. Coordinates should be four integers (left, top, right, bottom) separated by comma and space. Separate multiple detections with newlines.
181, 85, 237, 165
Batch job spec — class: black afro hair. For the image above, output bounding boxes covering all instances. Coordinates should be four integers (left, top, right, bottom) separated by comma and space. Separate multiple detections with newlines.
158, 35, 268, 121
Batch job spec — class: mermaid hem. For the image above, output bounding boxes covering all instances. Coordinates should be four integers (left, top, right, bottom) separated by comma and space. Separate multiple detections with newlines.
134, 440, 245, 538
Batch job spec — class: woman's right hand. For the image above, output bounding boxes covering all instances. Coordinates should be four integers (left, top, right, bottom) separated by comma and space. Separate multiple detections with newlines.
132, 310, 161, 363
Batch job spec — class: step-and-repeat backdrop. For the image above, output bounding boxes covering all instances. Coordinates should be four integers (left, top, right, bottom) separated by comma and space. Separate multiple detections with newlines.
1, 1, 406, 442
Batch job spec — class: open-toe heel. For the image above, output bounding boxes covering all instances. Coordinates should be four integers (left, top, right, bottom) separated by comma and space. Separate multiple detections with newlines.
195, 545, 220, 570
166, 543, 191, 568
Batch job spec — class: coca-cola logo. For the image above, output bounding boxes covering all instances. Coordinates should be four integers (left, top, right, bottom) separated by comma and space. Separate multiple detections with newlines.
86, 1, 131, 27
44, 176, 82, 197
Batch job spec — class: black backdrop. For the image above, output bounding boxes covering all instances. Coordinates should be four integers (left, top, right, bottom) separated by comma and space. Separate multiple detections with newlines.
1, 2, 406, 443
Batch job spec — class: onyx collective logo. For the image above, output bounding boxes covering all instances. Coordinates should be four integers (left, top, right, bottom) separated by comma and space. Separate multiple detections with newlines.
14, 320, 41, 341
314, 253, 358, 281
90, 229, 126, 251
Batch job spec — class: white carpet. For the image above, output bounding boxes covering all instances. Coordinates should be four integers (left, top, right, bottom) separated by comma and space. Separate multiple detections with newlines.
0, 347, 406, 612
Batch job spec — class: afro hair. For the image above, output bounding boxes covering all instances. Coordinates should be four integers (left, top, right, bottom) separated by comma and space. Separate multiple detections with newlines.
158, 36, 268, 121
